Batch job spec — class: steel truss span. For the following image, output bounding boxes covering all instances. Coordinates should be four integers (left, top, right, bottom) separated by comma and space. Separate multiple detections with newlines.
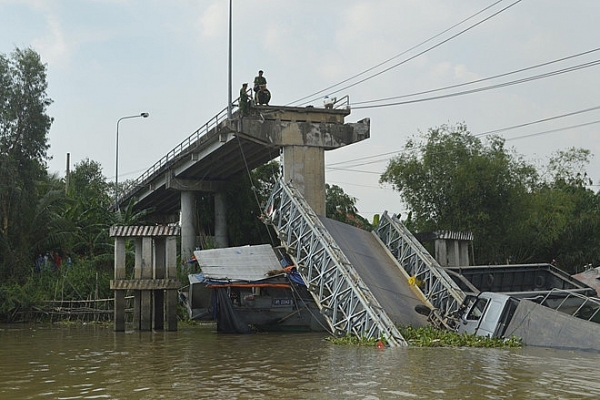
374, 212, 466, 322
262, 178, 407, 347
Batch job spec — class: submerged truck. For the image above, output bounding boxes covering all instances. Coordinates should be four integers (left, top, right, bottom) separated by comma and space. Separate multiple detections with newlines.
426, 264, 600, 351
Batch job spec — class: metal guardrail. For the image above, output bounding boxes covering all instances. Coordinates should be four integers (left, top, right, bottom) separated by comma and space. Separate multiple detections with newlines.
262, 178, 407, 346
118, 94, 350, 205
374, 211, 466, 319
117, 102, 238, 205
537, 288, 600, 322
332, 95, 350, 110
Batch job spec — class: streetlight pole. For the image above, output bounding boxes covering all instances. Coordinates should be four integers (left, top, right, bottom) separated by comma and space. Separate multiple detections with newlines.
115, 112, 149, 211
227, 0, 233, 119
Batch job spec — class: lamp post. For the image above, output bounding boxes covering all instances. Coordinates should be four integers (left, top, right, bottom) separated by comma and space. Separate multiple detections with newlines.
115, 112, 149, 211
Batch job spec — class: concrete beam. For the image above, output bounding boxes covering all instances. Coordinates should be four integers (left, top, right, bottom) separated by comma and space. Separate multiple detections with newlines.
239, 117, 370, 150
166, 175, 226, 192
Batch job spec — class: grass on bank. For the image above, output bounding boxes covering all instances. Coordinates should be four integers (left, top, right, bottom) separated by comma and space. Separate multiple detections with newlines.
327, 326, 522, 348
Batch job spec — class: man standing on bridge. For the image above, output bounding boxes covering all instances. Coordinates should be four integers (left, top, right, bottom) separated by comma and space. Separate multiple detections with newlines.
239, 83, 250, 115
253, 70, 266, 93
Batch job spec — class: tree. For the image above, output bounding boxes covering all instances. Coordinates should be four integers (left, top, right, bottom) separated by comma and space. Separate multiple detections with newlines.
532, 148, 600, 271
380, 123, 538, 264
0, 47, 53, 280
326, 183, 372, 229
64, 159, 115, 267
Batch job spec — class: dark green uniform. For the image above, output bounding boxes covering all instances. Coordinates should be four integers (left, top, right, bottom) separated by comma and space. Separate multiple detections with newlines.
239, 86, 249, 115
253, 74, 266, 91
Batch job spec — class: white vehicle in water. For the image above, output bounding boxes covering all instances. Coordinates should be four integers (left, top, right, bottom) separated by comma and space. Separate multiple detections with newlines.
440, 287, 600, 350
412, 263, 600, 350
456, 292, 519, 338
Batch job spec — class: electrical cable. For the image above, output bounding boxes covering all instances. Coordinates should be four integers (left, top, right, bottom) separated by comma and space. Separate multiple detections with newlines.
352, 47, 600, 106
295, 0, 524, 107
352, 59, 600, 109
287, 0, 508, 106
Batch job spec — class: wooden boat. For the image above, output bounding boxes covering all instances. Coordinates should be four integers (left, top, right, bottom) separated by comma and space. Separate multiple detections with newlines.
181, 244, 326, 333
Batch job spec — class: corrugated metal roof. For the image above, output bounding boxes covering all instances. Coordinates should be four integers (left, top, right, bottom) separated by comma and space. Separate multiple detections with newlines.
110, 225, 181, 237
193, 244, 282, 282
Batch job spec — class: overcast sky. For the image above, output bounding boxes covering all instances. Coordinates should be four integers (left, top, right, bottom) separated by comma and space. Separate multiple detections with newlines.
1, 0, 599, 221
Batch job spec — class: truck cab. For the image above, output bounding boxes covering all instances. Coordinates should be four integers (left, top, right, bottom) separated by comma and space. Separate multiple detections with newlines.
456, 292, 519, 338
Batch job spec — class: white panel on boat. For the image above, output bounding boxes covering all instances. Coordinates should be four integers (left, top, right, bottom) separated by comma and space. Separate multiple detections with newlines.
193, 244, 282, 282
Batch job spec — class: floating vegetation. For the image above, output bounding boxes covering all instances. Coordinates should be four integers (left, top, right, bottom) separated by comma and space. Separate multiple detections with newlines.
399, 326, 522, 348
327, 326, 522, 348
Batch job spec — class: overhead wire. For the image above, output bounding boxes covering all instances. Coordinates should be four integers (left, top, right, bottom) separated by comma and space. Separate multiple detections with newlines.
325, 104, 600, 172
286, 0, 508, 106
295, 0, 524, 107
351, 58, 600, 109
352, 47, 600, 106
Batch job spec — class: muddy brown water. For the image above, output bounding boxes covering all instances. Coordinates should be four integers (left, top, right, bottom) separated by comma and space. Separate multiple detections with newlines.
1, 323, 599, 399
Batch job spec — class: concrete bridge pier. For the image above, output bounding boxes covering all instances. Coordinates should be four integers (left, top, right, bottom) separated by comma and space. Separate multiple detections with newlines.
281, 145, 325, 216
180, 191, 196, 263
110, 226, 181, 332
431, 231, 473, 267
180, 188, 229, 262
214, 192, 228, 248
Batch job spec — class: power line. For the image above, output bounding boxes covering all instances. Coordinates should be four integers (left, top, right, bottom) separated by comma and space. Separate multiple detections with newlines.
326, 106, 600, 172
297, 0, 524, 107
351, 58, 600, 109
476, 105, 600, 137
352, 47, 600, 106
504, 119, 600, 142
287, 0, 508, 106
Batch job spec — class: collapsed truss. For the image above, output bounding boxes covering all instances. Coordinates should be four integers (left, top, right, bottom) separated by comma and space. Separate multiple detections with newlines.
262, 178, 407, 347
374, 212, 466, 319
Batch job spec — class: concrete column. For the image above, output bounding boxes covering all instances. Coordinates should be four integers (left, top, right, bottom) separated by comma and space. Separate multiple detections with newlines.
133, 237, 142, 328
114, 237, 126, 332
282, 145, 326, 215
181, 191, 196, 261
435, 239, 448, 267
214, 192, 228, 248
459, 241, 470, 266
447, 240, 460, 268
139, 237, 153, 331
165, 236, 178, 331
153, 237, 166, 330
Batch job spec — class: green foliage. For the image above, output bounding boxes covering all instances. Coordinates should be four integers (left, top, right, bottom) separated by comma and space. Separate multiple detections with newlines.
0, 280, 44, 321
380, 123, 600, 267
0, 47, 54, 281
398, 326, 522, 348
0, 259, 112, 322
326, 183, 373, 230
326, 327, 522, 348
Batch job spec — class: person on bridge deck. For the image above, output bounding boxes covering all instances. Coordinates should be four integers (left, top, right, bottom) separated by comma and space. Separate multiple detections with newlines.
253, 70, 266, 92
239, 83, 250, 115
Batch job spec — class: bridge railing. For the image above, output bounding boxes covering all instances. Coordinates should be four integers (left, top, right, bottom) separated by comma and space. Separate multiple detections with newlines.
119, 94, 350, 206
128, 104, 233, 195
374, 212, 466, 320
262, 178, 407, 346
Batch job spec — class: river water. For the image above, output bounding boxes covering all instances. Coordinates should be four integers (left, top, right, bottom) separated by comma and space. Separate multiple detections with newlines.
1, 323, 599, 399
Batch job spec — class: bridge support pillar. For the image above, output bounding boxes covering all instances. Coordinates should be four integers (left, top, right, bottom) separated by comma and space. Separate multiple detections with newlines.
431, 231, 473, 267
110, 226, 181, 332
180, 191, 196, 262
214, 191, 228, 248
282, 145, 326, 216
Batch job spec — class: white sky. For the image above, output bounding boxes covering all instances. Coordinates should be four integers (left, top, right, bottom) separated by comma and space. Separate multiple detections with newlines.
1, 0, 599, 222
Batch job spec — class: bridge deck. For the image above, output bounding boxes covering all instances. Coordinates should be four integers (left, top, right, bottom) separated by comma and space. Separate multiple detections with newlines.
319, 216, 429, 328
